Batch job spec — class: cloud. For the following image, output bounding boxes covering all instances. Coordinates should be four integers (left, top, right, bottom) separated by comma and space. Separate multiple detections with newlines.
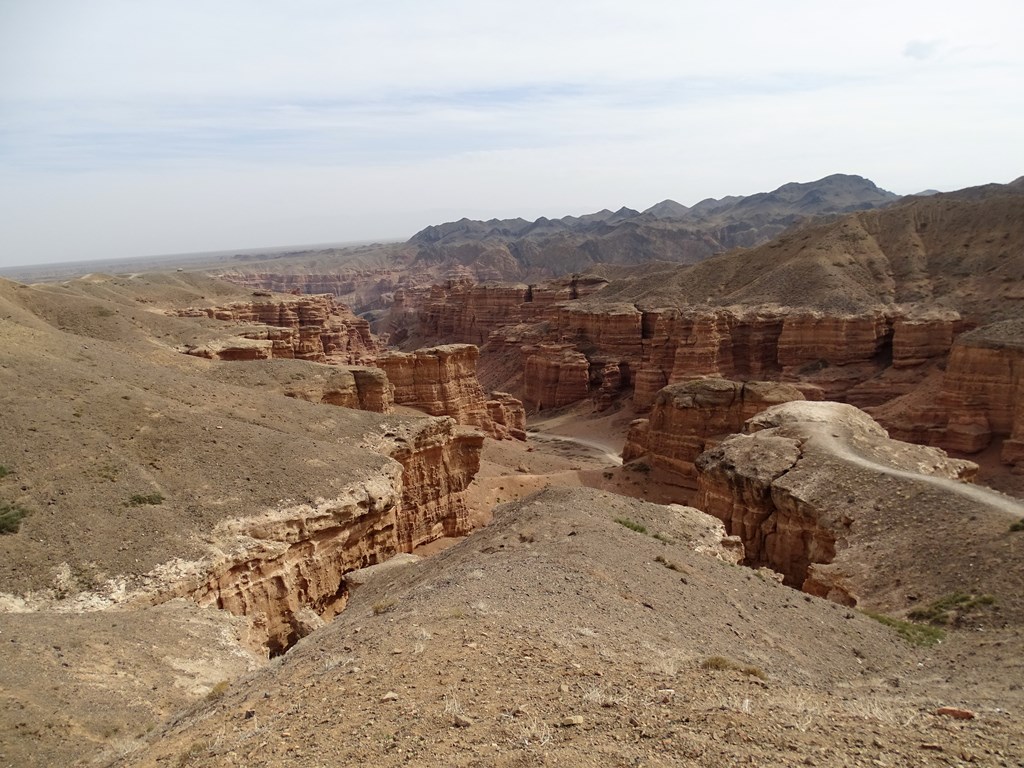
1, 1, 1023, 265
903, 39, 943, 60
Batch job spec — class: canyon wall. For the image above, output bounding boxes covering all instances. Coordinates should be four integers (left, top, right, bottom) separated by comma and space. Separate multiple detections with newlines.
280, 366, 394, 413
623, 379, 805, 488
160, 415, 483, 655
174, 294, 380, 364
377, 344, 526, 440
694, 401, 983, 607
508, 301, 963, 413
872, 319, 1024, 467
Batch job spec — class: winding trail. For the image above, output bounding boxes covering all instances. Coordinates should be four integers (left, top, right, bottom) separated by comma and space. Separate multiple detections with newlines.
807, 425, 1024, 518
525, 431, 624, 466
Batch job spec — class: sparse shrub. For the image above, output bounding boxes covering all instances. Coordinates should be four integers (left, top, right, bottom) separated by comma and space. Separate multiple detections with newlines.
0, 466, 10, 478
654, 554, 686, 573
700, 655, 765, 679
602, 471, 613, 480
653, 533, 674, 544
907, 593, 995, 626
205, 680, 230, 701
372, 598, 397, 615
126, 492, 164, 507
614, 517, 647, 534
628, 461, 651, 473
1010, 519, 1024, 533
0, 502, 29, 534
862, 611, 945, 646
94, 307, 116, 318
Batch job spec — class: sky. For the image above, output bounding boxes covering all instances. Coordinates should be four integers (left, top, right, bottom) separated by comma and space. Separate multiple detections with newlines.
1, 1, 1022, 268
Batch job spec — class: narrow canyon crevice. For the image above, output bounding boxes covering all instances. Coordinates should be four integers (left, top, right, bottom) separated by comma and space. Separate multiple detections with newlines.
153, 417, 484, 656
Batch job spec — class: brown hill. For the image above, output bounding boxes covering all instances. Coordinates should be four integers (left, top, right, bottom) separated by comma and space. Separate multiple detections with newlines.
591, 182, 1024, 321
115, 487, 1023, 767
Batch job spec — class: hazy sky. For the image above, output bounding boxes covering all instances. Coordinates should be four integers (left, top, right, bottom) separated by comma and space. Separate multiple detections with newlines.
1, 1, 1022, 267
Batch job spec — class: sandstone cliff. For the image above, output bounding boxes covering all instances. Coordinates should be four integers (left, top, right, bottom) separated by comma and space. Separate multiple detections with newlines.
377, 344, 526, 440
129, 416, 481, 655
174, 294, 380, 364
623, 379, 805, 489
208, 359, 394, 413
871, 319, 1024, 467
693, 401, 1024, 616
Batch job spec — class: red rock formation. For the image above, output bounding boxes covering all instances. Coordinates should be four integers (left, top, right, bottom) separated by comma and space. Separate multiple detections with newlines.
695, 401, 987, 606
624, 379, 805, 488
522, 343, 590, 411
414, 276, 609, 346
872, 320, 1024, 466
175, 294, 379, 364
170, 415, 483, 654
281, 366, 394, 413
376, 344, 526, 440
385, 418, 484, 550
183, 469, 404, 655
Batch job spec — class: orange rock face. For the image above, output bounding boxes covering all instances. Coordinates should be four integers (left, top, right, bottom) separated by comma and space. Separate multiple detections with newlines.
180, 415, 484, 654
175, 294, 380, 364
281, 366, 394, 413
377, 344, 526, 440
386, 418, 484, 551
875, 320, 1024, 464
522, 343, 591, 411
695, 401, 981, 600
415, 276, 609, 346
623, 379, 805, 488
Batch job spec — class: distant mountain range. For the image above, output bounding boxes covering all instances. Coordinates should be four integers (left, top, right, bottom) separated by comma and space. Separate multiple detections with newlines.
406, 174, 901, 279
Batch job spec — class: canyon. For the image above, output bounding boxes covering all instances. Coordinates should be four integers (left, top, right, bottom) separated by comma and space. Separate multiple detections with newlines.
2, 176, 1024, 768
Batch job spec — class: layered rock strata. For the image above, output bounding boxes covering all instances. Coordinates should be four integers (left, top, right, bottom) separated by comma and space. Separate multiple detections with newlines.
175, 294, 379, 364
623, 379, 805, 488
416, 276, 609, 346
694, 401, 1003, 610
281, 366, 394, 413
376, 344, 526, 440
873, 319, 1024, 466
155, 416, 482, 655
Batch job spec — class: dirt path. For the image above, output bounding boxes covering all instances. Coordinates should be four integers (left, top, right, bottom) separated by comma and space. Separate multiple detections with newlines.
525, 431, 624, 466
809, 426, 1024, 519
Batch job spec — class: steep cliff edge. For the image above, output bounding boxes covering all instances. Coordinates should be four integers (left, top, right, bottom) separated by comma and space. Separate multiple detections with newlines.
695, 401, 1023, 619
624, 379, 805, 489
377, 344, 526, 440
173, 294, 380, 364
871, 319, 1024, 467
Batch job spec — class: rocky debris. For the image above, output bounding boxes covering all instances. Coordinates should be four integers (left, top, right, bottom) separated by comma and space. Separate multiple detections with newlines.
935, 706, 976, 720
696, 401, 1023, 618
623, 379, 805, 488
173, 294, 380, 364
377, 344, 526, 440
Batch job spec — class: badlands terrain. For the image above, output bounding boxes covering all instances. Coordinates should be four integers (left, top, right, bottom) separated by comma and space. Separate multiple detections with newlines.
0, 175, 1023, 767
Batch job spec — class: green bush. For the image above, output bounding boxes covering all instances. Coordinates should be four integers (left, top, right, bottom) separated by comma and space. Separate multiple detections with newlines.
614, 517, 647, 534
907, 593, 995, 625
862, 610, 945, 646
1010, 519, 1024, 533
0, 466, 10, 479
0, 502, 29, 534
126, 492, 164, 507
